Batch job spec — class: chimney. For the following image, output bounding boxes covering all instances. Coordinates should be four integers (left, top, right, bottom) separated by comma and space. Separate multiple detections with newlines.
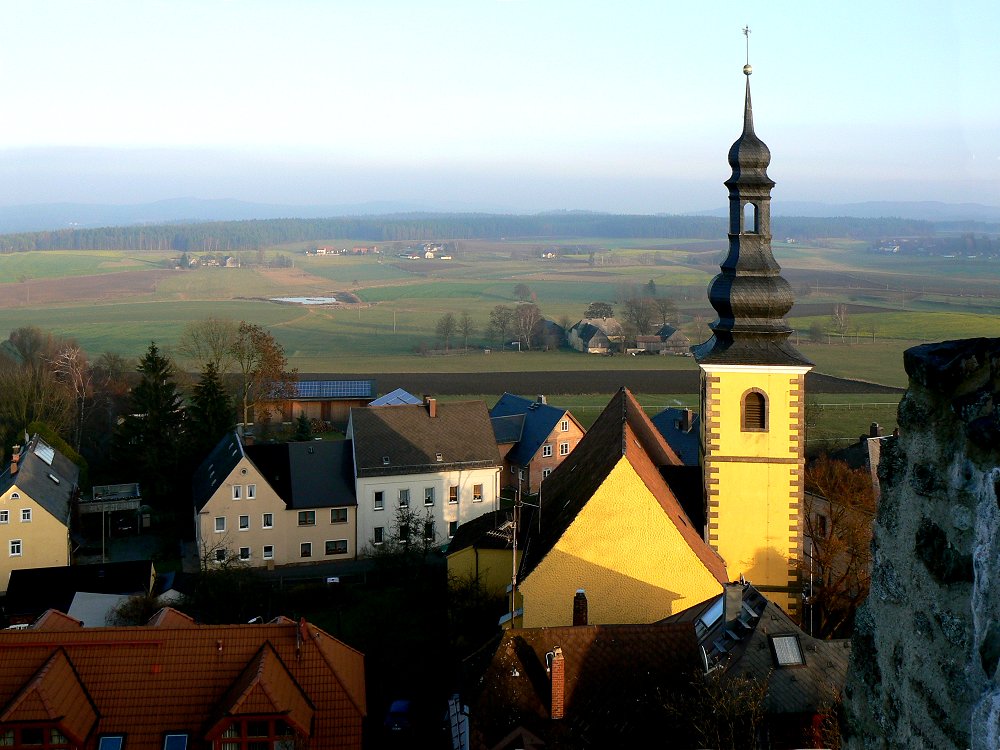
425, 396, 437, 418
572, 589, 588, 626
550, 646, 565, 720
870, 422, 882, 438
10, 445, 20, 475
536, 395, 547, 405
679, 408, 693, 433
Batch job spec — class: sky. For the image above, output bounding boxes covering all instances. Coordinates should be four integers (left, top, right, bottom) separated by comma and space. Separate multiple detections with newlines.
0, 0, 997, 213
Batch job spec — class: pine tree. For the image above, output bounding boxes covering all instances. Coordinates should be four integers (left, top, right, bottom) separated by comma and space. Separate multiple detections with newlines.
188, 362, 234, 460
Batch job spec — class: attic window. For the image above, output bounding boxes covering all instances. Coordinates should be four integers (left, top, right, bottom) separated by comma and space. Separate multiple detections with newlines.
769, 634, 805, 667
48, 473, 60, 485
436, 452, 443, 462
382, 456, 390, 466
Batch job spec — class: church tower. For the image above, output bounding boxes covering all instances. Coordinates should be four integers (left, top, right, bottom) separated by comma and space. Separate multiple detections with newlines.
693, 61, 812, 616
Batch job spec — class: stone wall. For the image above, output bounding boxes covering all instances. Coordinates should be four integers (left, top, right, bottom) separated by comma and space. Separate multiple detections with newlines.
843, 338, 1000, 749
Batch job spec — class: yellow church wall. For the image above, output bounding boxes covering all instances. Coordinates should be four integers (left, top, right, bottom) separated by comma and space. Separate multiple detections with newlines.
701, 365, 808, 616
519, 457, 723, 628
0, 490, 70, 593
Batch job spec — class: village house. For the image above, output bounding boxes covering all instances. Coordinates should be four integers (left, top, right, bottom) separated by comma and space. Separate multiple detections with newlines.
0, 434, 79, 593
634, 324, 691, 355
347, 397, 502, 551
565, 317, 624, 353
489, 393, 585, 496
281, 379, 377, 429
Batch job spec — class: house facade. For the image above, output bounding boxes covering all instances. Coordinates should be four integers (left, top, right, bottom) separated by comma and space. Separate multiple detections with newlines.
348, 398, 502, 551
490, 393, 585, 496
281, 379, 376, 429
566, 317, 624, 353
194, 432, 357, 568
0, 435, 79, 593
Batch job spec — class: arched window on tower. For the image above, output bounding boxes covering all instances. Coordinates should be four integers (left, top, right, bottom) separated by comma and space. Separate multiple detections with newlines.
742, 389, 767, 431
743, 202, 758, 234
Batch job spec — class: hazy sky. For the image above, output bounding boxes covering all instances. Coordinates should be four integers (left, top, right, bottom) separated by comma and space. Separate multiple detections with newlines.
0, 1, 997, 213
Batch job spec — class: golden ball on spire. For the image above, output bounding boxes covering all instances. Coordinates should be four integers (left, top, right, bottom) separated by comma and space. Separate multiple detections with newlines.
743, 64, 753, 76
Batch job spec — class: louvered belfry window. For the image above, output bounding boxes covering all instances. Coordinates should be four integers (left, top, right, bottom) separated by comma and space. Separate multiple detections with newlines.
743, 391, 766, 431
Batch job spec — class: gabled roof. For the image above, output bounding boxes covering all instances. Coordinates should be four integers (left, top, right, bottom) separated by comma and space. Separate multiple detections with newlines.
292, 379, 376, 401
5, 560, 155, 620
651, 407, 701, 466
245, 440, 356, 509
350, 401, 501, 478
572, 317, 623, 338
0, 434, 79, 524
369, 387, 422, 406
0, 614, 366, 748
192, 430, 244, 511
489, 394, 581, 466
518, 388, 726, 585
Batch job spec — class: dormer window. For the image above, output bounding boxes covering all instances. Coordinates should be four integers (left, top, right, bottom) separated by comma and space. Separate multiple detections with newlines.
382, 456, 390, 466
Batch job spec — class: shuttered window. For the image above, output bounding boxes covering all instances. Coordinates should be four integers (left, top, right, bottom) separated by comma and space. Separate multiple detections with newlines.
743, 391, 766, 431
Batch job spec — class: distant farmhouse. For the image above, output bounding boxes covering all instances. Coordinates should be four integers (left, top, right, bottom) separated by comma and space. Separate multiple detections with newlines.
566, 317, 625, 354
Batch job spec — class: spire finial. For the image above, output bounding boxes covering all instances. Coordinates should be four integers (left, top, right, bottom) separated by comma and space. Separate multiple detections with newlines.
743, 25, 752, 75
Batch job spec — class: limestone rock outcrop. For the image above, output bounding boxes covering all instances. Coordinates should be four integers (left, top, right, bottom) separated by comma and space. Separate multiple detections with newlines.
843, 338, 1000, 749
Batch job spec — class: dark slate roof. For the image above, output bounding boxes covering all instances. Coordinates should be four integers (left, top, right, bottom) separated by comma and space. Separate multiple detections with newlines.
292, 379, 376, 400
5, 561, 155, 620
192, 431, 244, 512
474, 622, 700, 748
244, 440, 356, 509
692, 334, 813, 367
368, 387, 422, 406
489, 394, 577, 465
651, 407, 701, 467
350, 401, 501, 478
490, 414, 525, 445
447, 508, 533, 555
0, 434, 79, 525
518, 388, 727, 585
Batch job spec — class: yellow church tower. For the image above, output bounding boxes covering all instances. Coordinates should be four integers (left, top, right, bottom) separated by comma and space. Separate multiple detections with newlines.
692, 61, 812, 617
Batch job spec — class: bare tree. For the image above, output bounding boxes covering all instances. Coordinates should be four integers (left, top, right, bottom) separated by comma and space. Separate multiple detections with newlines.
488, 305, 515, 348
652, 297, 678, 327
231, 323, 297, 428
458, 311, 477, 349
831, 304, 850, 341
513, 283, 532, 302
620, 297, 657, 340
176, 317, 239, 373
435, 313, 457, 351
50, 346, 93, 451
513, 303, 543, 350
585, 301, 614, 319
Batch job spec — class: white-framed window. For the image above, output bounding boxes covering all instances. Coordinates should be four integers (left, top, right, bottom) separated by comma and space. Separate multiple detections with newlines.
373, 527, 385, 545
374, 491, 384, 510
449, 520, 458, 538
542, 444, 552, 457
542, 468, 552, 479
9, 539, 21, 556
239, 515, 249, 531
473, 484, 483, 502
247, 484, 256, 499
214, 517, 226, 533
214, 548, 226, 563
300, 542, 312, 558
263, 545, 274, 560
423, 520, 435, 541
163, 733, 188, 750
561, 419, 569, 432
559, 442, 569, 456
239, 547, 251, 560
331, 508, 348, 524
297, 510, 316, 526
262, 513, 273, 529
10, 492, 19, 500
0, 510, 7, 524
20, 508, 31, 522
325, 539, 348, 555
424, 487, 434, 506
232, 485, 242, 500
399, 489, 410, 508
449, 486, 458, 504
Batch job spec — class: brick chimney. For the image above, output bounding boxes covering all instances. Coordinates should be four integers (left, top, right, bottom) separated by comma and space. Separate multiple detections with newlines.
679, 408, 693, 433
424, 396, 437, 418
550, 646, 565, 720
10, 445, 20, 475
572, 589, 588, 626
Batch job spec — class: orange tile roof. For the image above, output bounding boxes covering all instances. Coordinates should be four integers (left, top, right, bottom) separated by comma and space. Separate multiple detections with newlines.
0, 609, 365, 750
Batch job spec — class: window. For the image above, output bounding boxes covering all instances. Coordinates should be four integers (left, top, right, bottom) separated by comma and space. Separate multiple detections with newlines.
239, 547, 250, 560
246, 484, 256, 499
239, 515, 249, 530
262, 513, 273, 529
542, 444, 553, 458
473, 484, 483, 502
300, 542, 312, 558
560, 419, 569, 431
263, 545, 274, 559
542, 468, 552, 479
99, 737, 125, 750
325, 539, 348, 555
0, 510, 8, 524
232, 485, 242, 500
297, 510, 316, 526
399, 488, 410, 508
163, 734, 188, 750
742, 390, 767, 431
9, 539, 21, 556
423, 520, 435, 541
769, 634, 806, 667
424, 487, 434, 506
373, 527, 385, 545
20, 508, 31, 522
219, 719, 295, 749
374, 491, 384, 510
510, 465, 517, 474
518, 469, 525, 480
214, 548, 226, 563
743, 201, 759, 233
10, 492, 19, 500
449, 520, 458, 538
331, 508, 348, 524
2, 727, 73, 749
449, 486, 458, 504
215, 517, 226, 533
399, 524, 410, 544
559, 442, 570, 456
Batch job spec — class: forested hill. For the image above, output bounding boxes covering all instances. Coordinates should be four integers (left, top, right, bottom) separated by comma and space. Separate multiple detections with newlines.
0, 213, 934, 253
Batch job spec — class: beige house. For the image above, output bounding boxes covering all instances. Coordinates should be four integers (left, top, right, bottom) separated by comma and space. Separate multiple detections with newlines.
0, 435, 79, 593
194, 432, 357, 568
566, 317, 625, 353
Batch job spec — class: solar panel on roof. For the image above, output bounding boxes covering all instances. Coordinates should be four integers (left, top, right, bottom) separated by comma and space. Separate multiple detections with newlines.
295, 380, 374, 399
34, 442, 55, 466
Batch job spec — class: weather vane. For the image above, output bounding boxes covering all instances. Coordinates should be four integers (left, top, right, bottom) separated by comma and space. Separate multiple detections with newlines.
742, 25, 752, 75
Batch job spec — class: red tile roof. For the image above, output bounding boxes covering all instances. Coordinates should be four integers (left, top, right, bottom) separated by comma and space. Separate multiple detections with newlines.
0, 609, 365, 750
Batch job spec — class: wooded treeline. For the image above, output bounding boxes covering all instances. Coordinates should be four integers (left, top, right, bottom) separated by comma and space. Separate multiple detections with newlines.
0, 214, 934, 253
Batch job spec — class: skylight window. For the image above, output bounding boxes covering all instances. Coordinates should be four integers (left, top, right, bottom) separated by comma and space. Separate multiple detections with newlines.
34, 442, 55, 465
769, 634, 805, 667
48, 473, 60, 484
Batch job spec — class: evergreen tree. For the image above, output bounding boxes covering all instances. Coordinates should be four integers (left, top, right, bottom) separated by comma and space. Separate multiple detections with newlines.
188, 362, 234, 460
113, 342, 186, 511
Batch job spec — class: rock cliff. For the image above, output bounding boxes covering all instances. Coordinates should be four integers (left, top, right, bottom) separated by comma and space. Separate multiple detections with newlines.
843, 338, 1000, 748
